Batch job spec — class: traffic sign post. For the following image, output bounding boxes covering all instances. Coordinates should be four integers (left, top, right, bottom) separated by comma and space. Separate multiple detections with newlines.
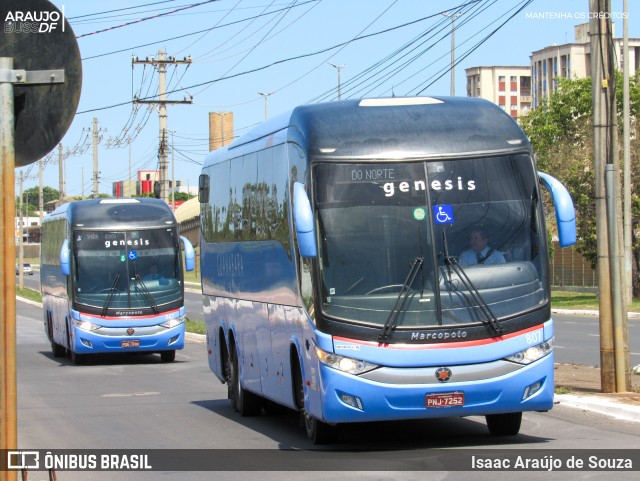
0, 1, 82, 473
0, 56, 18, 480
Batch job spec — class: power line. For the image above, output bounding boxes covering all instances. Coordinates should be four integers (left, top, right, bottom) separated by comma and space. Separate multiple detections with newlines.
413, 0, 534, 95
76, 0, 220, 39
69, 0, 179, 21
80, 1, 319, 60
76, 3, 472, 114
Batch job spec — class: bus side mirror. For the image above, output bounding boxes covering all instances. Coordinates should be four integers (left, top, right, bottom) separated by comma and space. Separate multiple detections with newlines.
60, 239, 70, 276
180, 236, 195, 271
538, 171, 577, 248
198, 174, 209, 204
293, 182, 317, 258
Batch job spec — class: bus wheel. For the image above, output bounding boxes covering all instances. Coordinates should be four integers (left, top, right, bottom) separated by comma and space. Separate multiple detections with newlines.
230, 346, 261, 416
51, 340, 66, 358
293, 361, 332, 445
69, 349, 85, 365
48, 319, 65, 358
486, 412, 522, 436
160, 350, 176, 362
66, 324, 84, 364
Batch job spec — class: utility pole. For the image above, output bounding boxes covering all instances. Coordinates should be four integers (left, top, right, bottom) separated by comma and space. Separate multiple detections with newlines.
92, 117, 99, 198
622, 0, 632, 304
258, 92, 273, 119
171, 130, 175, 211
327, 62, 346, 99
128, 137, 133, 197
38, 157, 44, 225
58, 143, 64, 202
590, 0, 630, 393
18, 171, 23, 290
443, 12, 462, 96
133, 51, 192, 203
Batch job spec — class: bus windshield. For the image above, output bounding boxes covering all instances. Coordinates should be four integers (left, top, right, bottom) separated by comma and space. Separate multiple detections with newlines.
72, 228, 182, 313
314, 155, 548, 330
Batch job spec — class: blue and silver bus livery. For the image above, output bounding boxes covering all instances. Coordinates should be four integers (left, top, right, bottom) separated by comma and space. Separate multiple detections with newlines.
198, 97, 576, 443
41, 198, 195, 363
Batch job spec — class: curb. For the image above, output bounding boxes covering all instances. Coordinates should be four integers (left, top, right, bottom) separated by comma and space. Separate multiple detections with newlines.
554, 393, 640, 423
552, 308, 640, 318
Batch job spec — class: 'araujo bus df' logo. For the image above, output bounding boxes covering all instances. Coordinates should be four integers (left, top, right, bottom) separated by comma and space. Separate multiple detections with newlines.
4, 7, 65, 33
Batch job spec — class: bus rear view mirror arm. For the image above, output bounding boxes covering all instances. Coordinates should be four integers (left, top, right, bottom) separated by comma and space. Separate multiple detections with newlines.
180, 236, 195, 271
538, 171, 577, 248
60, 239, 70, 276
293, 182, 317, 258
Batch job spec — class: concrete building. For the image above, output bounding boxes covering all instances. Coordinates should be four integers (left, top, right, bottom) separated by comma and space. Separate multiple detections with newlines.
466, 23, 640, 114
531, 23, 640, 108
465, 66, 532, 119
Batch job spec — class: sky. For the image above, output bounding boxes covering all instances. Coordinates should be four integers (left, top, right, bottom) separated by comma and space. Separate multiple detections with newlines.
10, 0, 640, 199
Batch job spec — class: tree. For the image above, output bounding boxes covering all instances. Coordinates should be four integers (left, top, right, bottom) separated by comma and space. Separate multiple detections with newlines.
16, 186, 60, 216
520, 73, 640, 295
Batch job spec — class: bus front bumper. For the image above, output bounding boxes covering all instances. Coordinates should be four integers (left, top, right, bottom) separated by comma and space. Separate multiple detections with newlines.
70, 322, 185, 354
312, 353, 554, 424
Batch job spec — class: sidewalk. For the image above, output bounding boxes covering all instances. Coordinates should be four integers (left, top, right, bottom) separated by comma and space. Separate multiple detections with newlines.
554, 362, 640, 423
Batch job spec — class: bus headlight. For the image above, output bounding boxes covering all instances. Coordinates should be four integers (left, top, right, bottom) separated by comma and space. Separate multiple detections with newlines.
505, 339, 553, 365
160, 317, 185, 329
314, 346, 378, 375
72, 318, 100, 331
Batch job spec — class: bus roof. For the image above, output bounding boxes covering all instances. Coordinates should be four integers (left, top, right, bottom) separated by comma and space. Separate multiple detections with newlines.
205, 96, 531, 166
43, 198, 177, 229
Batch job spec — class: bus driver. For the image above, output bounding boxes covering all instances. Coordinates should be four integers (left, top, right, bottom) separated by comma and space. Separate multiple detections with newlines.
459, 228, 506, 266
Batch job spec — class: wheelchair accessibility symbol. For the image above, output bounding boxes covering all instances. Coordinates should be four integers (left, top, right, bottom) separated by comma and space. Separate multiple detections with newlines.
128, 250, 138, 261
433, 204, 454, 224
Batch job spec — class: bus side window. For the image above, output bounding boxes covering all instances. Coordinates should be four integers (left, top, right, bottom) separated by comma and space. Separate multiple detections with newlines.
198, 174, 209, 203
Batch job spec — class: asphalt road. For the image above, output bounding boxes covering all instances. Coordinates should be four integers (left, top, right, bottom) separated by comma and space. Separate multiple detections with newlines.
14, 298, 640, 480
19, 271, 640, 368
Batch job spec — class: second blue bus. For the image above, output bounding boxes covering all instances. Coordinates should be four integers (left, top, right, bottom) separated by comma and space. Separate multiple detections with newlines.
41, 198, 195, 363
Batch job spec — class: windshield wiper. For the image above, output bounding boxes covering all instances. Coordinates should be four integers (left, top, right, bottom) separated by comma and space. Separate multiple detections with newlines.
134, 274, 160, 314
441, 231, 503, 337
101, 274, 120, 317
379, 256, 423, 342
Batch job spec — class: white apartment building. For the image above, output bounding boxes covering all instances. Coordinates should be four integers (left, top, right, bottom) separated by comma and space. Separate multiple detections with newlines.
467, 23, 639, 114
531, 23, 640, 108
465, 66, 532, 119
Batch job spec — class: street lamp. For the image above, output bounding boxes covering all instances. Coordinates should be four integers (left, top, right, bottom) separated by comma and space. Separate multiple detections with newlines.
442, 12, 462, 96
327, 62, 346, 100
258, 92, 273, 120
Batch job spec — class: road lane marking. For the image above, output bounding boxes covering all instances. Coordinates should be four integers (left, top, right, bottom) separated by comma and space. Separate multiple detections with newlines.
101, 392, 160, 398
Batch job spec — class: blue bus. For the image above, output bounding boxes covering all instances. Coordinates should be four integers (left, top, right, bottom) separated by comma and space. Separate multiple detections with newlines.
41, 198, 195, 363
198, 97, 576, 443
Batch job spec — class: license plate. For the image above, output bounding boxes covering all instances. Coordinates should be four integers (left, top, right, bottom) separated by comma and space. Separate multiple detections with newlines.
121, 339, 140, 348
426, 392, 464, 408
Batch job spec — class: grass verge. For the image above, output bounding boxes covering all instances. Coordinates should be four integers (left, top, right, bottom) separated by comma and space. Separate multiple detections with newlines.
16, 286, 42, 303
15, 286, 207, 335
551, 290, 640, 312
16, 287, 639, 336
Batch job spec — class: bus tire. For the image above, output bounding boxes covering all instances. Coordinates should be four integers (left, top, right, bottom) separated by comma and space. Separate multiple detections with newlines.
160, 350, 176, 362
293, 359, 332, 445
52, 340, 66, 358
230, 345, 261, 416
66, 323, 84, 365
69, 348, 85, 365
486, 412, 522, 436
48, 317, 65, 358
